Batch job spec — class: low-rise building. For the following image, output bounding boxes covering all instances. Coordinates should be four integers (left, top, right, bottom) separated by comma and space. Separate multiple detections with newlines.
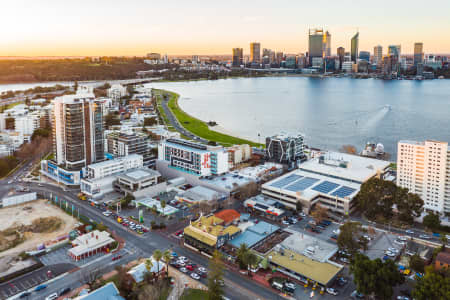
127, 257, 165, 282
244, 195, 286, 219
68, 230, 115, 261
435, 250, 450, 271
262, 151, 390, 214
114, 168, 161, 195
74, 282, 124, 300
227, 144, 252, 168
175, 185, 225, 204
266, 133, 305, 165
183, 215, 241, 255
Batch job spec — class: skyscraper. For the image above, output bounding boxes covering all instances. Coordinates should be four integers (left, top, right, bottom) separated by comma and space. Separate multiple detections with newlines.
232, 48, 243, 67
373, 45, 382, 65
350, 32, 359, 63
308, 28, 329, 65
414, 42, 424, 66
359, 51, 370, 62
388, 45, 401, 59
323, 31, 331, 57
250, 42, 261, 63
52, 94, 104, 170
337, 47, 345, 69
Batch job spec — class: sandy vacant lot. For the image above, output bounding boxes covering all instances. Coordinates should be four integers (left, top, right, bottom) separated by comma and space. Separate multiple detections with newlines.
0, 199, 78, 258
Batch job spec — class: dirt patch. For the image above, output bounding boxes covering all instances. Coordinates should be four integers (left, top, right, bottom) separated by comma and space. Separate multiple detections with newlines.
0, 199, 77, 259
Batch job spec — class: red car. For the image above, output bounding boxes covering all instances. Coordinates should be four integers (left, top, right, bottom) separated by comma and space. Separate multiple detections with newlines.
142, 228, 149, 232
112, 255, 122, 261
186, 265, 195, 271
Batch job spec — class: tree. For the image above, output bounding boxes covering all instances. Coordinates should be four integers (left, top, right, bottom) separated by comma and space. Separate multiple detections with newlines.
350, 253, 404, 300
162, 249, 171, 279
423, 212, 441, 231
310, 204, 328, 222
396, 189, 424, 224
246, 252, 259, 276
412, 266, 450, 300
337, 221, 367, 255
440, 235, 448, 250
144, 258, 154, 283
208, 250, 225, 300
152, 250, 163, 281
161, 200, 166, 216
121, 194, 135, 208
236, 243, 250, 270
356, 178, 397, 220
296, 200, 303, 213
409, 254, 425, 273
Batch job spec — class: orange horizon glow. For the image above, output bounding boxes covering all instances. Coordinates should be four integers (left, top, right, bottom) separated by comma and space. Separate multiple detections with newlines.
1, 1, 450, 57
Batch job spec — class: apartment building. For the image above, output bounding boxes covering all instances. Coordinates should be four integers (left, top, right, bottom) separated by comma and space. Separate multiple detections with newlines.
106, 131, 151, 165
158, 138, 229, 176
397, 140, 450, 214
266, 133, 305, 164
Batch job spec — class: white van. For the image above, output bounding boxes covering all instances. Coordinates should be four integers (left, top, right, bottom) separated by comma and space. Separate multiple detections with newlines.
271, 281, 284, 291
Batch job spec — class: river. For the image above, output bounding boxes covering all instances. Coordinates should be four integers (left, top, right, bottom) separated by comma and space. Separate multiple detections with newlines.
2, 77, 449, 157
147, 77, 450, 157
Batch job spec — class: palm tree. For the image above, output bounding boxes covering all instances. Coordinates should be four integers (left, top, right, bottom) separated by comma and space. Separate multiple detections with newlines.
144, 258, 154, 283
162, 249, 171, 278
246, 253, 259, 277
161, 200, 166, 216
153, 250, 163, 281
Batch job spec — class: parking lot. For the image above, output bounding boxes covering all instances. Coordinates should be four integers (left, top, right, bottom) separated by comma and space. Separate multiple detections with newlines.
40, 245, 112, 267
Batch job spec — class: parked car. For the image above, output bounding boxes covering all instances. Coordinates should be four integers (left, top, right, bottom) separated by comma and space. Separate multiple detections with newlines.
197, 267, 207, 274
179, 267, 188, 273
178, 256, 189, 263
326, 287, 338, 296
112, 255, 122, 261
59, 287, 71, 296
339, 257, 350, 263
419, 234, 430, 239
351, 290, 364, 299
190, 272, 201, 280
19, 292, 31, 298
186, 265, 195, 271
45, 293, 58, 300
405, 229, 414, 234
282, 220, 290, 225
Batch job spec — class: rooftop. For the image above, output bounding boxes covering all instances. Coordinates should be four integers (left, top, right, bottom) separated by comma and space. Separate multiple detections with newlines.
87, 154, 143, 170
184, 215, 241, 246
436, 251, 450, 265
118, 168, 161, 182
299, 151, 390, 183
267, 248, 342, 286
214, 209, 241, 224
75, 282, 124, 300
135, 198, 178, 215
228, 221, 279, 248
181, 185, 222, 202
201, 173, 252, 191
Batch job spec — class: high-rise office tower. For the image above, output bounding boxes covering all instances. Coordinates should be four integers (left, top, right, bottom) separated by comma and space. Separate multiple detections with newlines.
308, 28, 327, 65
414, 42, 424, 66
250, 42, 261, 63
350, 32, 359, 63
373, 45, 383, 65
359, 51, 370, 62
52, 94, 104, 170
397, 140, 450, 214
232, 48, 244, 67
276, 52, 284, 65
388, 45, 401, 59
323, 31, 331, 57
337, 47, 345, 69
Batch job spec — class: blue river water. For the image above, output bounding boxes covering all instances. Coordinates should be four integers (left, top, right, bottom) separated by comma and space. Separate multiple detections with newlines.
2, 77, 449, 158
148, 77, 450, 158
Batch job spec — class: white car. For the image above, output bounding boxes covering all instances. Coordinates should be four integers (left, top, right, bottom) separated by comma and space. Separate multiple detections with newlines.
197, 267, 207, 274
398, 236, 408, 241
419, 234, 430, 239
386, 251, 396, 257
405, 229, 414, 234
178, 256, 189, 263
388, 247, 399, 253
299, 212, 306, 217
45, 293, 58, 300
190, 272, 200, 280
326, 288, 338, 296
179, 267, 188, 273
395, 240, 406, 245
282, 220, 290, 225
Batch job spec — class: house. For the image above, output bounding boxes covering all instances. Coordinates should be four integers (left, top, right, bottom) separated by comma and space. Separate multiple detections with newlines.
435, 250, 450, 271
74, 282, 124, 300
127, 257, 166, 283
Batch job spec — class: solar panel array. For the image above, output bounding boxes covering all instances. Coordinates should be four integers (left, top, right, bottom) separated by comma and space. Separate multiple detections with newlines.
312, 181, 340, 194
331, 186, 357, 198
285, 177, 320, 192
270, 174, 303, 188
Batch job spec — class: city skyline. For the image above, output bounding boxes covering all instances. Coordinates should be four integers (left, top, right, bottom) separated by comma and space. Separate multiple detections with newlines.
1, 0, 450, 56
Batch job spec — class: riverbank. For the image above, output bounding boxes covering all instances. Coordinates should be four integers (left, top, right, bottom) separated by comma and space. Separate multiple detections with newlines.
156, 89, 262, 147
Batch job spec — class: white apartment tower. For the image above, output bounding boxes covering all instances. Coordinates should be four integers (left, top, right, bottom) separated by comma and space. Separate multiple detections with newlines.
397, 140, 450, 214
53, 94, 104, 170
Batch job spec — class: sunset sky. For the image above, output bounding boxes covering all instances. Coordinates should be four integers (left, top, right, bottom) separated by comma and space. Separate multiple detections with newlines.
1, 0, 450, 56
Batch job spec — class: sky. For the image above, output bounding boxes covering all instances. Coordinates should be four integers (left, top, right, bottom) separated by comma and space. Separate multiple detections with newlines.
1, 0, 450, 56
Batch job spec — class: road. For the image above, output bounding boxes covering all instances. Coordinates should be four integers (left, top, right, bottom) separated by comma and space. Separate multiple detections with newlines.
158, 92, 209, 143
0, 179, 283, 300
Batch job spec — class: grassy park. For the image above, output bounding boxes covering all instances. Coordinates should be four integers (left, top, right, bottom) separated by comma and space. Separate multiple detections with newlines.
155, 89, 262, 147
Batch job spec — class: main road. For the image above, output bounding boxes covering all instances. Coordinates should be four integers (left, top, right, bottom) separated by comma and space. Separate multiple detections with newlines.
0, 179, 283, 300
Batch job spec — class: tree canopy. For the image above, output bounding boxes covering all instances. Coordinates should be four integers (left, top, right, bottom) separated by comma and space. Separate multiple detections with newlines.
350, 253, 404, 300
423, 212, 441, 231
337, 221, 367, 255
207, 250, 225, 300
412, 266, 450, 300
356, 177, 423, 223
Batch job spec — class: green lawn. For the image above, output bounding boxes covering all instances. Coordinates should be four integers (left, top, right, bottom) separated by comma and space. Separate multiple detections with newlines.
180, 289, 208, 300
159, 89, 262, 147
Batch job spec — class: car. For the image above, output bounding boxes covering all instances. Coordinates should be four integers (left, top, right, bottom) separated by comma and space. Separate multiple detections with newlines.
178, 256, 189, 263
330, 234, 338, 240
45, 293, 58, 300
388, 247, 399, 253
405, 229, 414, 234
326, 287, 338, 296
179, 267, 188, 273
186, 265, 195, 271
59, 287, 71, 296
351, 290, 365, 299
282, 220, 290, 225
289, 218, 298, 224
35, 284, 47, 291
197, 267, 207, 274
37, 183, 43, 187
363, 235, 372, 241
308, 220, 316, 225
171, 252, 178, 258
190, 272, 201, 280
299, 212, 306, 217
19, 292, 31, 298
142, 228, 149, 232
317, 225, 326, 230
271, 281, 284, 291
112, 255, 122, 261
284, 282, 296, 290
177, 261, 186, 267
102, 211, 111, 216
333, 229, 341, 235
397, 297, 410, 300
339, 257, 350, 263
395, 239, 406, 245
215, 279, 225, 286
386, 251, 395, 257
311, 228, 322, 234
419, 234, 430, 239
398, 236, 408, 241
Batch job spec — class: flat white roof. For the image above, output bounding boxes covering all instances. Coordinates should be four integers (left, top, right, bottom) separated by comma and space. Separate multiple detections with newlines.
88, 154, 142, 169
262, 168, 360, 201
127, 170, 150, 180
300, 151, 390, 183
136, 198, 178, 215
